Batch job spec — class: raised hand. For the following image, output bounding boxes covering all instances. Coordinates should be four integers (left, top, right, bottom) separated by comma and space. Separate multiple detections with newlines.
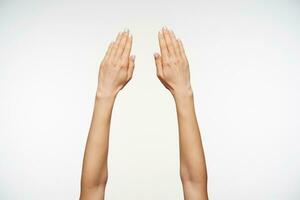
80, 30, 135, 200
97, 29, 135, 98
154, 27, 192, 98
154, 27, 208, 200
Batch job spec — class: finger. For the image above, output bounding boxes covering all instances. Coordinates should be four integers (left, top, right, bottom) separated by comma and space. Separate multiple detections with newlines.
177, 39, 188, 61
127, 55, 135, 81
122, 33, 132, 60
163, 27, 176, 56
116, 30, 129, 57
110, 32, 122, 57
158, 30, 168, 58
154, 53, 163, 77
169, 29, 180, 56
103, 42, 114, 61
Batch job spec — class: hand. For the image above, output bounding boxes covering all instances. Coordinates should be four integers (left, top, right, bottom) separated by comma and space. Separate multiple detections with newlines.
97, 30, 135, 98
154, 27, 192, 98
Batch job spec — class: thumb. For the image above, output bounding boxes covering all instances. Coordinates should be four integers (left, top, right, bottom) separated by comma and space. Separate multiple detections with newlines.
154, 53, 163, 78
127, 55, 135, 81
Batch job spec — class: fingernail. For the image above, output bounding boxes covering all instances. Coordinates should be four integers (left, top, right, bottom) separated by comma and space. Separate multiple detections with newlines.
124, 28, 129, 32
153, 53, 159, 58
131, 55, 135, 61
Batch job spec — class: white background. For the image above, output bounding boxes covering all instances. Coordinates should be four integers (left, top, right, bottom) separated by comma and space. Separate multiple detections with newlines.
1, 0, 300, 199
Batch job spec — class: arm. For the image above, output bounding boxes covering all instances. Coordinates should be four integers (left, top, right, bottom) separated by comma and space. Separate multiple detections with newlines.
80, 30, 135, 200
154, 27, 208, 200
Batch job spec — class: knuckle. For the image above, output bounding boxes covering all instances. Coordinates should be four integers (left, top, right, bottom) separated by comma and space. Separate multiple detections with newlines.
174, 58, 180, 64
162, 59, 170, 65
110, 59, 116, 66
120, 61, 128, 68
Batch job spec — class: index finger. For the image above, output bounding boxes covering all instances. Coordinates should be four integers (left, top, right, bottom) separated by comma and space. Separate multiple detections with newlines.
122, 33, 132, 59
158, 30, 169, 58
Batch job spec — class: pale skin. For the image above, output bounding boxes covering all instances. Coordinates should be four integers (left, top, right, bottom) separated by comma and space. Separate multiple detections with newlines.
80, 27, 208, 200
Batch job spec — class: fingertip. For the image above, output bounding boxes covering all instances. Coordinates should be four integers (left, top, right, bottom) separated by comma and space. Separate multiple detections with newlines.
158, 30, 163, 37
115, 32, 121, 41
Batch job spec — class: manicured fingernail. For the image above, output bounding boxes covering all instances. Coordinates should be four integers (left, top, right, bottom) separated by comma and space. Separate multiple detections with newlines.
154, 53, 159, 58
131, 55, 135, 61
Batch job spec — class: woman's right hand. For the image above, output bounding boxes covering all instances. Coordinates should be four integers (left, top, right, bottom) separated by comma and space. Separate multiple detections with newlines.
154, 27, 193, 98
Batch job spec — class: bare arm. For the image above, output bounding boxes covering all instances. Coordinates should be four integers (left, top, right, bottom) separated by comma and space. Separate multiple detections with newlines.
80, 30, 135, 200
154, 27, 208, 200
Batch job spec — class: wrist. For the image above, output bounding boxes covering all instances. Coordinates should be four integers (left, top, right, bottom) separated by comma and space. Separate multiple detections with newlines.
95, 90, 117, 102
172, 87, 194, 101
96, 88, 118, 99
93, 90, 116, 119
173, 88, 196, 117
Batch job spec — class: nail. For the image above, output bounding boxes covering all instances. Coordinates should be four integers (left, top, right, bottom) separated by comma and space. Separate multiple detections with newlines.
131, 55, 135, 61
124, 28, 129, 33
154, 53, 159, 58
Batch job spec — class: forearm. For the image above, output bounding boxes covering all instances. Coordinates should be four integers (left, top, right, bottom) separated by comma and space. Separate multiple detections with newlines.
174, 90, 207, 193
80, 92, 116, 194
80, 29, 134, 200
154, 27, 208, 199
